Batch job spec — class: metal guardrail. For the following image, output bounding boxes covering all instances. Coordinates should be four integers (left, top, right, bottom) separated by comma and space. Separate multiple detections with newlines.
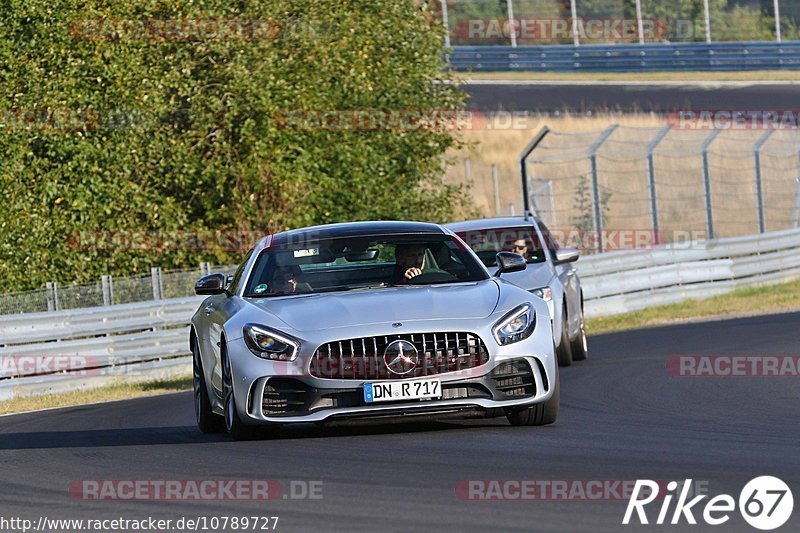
576, 227, 800, 317
0, 297, 202, 399
449, 41, 800, 71
2, 227, 800, 398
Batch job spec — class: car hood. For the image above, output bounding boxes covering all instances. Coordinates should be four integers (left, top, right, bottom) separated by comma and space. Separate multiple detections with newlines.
487, 263, 552, 291
251, 281, 500, 332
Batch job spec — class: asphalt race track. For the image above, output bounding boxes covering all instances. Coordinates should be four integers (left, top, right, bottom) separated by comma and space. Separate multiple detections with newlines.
1, 312, 798, 532
465, 82, 800, 114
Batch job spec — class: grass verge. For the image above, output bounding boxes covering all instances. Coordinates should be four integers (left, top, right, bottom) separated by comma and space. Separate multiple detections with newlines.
458, 70, 800, 82
586, 278, 800, 335
0, 374, 193, 416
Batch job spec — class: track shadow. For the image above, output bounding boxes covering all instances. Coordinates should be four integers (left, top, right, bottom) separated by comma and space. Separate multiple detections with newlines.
0, 417, 508, 450
0, 426, 227, 449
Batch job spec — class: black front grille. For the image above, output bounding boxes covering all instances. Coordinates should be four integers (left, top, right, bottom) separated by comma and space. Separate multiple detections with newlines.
490, 359, 536, 399
262, 378, 311, 416
309, 332, 490, 380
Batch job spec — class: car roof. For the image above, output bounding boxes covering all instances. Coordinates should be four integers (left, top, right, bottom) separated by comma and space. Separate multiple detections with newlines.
444, 216, 541, 233
262, 221, 447, 248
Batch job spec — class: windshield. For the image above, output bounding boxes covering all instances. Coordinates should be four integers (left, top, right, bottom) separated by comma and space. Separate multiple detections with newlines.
243, 233, 489, 297
454, 226, 547, 267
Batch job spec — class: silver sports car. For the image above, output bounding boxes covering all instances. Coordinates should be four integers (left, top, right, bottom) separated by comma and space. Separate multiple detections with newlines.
191, 221, 559, 440
445, 216, 588, 367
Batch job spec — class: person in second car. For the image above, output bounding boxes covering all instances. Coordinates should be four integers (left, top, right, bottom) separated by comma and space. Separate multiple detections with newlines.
512, 238, 531, 262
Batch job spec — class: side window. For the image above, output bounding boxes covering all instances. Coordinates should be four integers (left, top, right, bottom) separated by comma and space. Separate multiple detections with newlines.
227, 249, 253, 294
537, 223, 560, 252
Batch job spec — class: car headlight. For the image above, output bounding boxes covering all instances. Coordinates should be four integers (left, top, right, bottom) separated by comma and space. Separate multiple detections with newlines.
243, 324, 299, 361
492, 304, 536, 346
530, 287, 552, 302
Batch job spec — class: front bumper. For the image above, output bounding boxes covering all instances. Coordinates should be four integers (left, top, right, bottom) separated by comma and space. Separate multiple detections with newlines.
226, 319, 556, 424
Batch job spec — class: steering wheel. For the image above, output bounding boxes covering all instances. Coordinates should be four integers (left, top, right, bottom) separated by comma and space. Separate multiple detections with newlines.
406, 269, 458, 284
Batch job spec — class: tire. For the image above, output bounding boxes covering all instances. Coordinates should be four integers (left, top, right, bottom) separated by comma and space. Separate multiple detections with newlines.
507, 365, 559, 426
193, 339, 225, 434
555, 308, 573, 367
221, 344, 260, 441
570, 308, 589, 362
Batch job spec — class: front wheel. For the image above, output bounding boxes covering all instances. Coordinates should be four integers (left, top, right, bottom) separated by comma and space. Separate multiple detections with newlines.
555, 308, 573, 367
193, 340, 225, 434
506, 365, 559, 426
222, 345, 260, 441
571, 308, 588, 362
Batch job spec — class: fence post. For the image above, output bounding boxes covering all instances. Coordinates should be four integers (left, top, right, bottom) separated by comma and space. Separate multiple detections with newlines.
492, 164, 501, 216
508, 203, 516, 216
151, 267, 164, 300
753, 130, 774, 234
440, 0, 451, 48
646, 126, 671, 244
634, 0, 645, 44
570, 0, 580, 46
701, 129, 722, 240
588, 125, 619, 253
101, 275, 114, 306
774, 0, 782, 43
46, 282, 59, 312
793, 178, 800, 228
506, 0, 517, 47
464, 158, 472, 187
703, 0, 712, 43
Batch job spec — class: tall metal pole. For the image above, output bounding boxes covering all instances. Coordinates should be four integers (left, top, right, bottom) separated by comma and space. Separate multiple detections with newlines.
440, 0, 451, 48
774, 0, 782, 43
492, 164, 501, 216
570, 0, 580, 47
519, 126, 550, 216
703, 0, 712, 43
635, 0, 645, 45
506, 0, 517, 47
588, 125, 619, 253
753, 130, 774, 234
701, 130, 722, 239
646, 126, 672, 245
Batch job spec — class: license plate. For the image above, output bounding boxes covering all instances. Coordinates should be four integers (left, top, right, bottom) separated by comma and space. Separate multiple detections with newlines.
363, 378, 441, 403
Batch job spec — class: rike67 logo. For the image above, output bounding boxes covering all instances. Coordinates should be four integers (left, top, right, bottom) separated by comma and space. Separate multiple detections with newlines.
623, 476, 793, 530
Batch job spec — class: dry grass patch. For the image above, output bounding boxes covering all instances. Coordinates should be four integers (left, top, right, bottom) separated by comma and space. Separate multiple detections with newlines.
0, 374, 193, 416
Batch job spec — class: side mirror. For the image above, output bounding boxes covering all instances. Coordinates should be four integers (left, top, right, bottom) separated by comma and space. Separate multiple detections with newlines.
554, 248, 580, 265
195, 273, 230, 296
495, 252, 527, 276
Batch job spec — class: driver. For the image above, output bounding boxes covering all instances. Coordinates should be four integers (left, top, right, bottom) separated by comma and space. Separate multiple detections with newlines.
271, 266, 302, 294
393, 244, 427, 284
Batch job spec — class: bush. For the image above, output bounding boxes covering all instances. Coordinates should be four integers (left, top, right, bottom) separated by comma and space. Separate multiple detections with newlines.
0, 0, 472, 292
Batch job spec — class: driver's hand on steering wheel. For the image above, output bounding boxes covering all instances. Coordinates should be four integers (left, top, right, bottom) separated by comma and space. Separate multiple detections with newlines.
404, 267, 423, 280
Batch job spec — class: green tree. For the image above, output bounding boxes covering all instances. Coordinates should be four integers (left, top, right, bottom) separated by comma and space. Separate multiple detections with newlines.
0, 0, 473, 292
